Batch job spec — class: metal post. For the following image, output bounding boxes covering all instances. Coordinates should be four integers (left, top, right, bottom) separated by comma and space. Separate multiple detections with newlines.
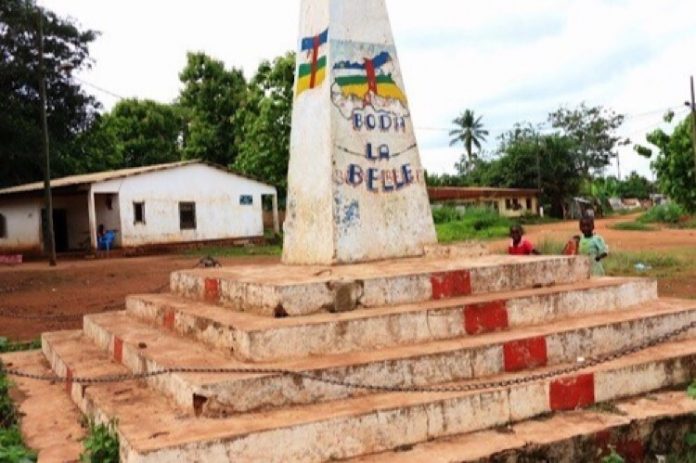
37, 10, 56, 266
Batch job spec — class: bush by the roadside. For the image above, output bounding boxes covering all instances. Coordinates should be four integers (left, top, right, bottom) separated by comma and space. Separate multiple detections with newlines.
609, 221, 659, 232
0, 369, 36, 463
0, 338, 41, 354
436, 207, 512, 242
639, 204, 686, 224
432, 206, 465, 224
535, 239, 567, 255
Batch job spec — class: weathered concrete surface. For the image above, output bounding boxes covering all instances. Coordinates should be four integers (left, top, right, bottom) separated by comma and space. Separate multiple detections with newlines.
171, 255, 591, 316
349, 390, 696, 463
283, 0, 437, 265
0, 350, 85, 463
40, 330, 696, 463
84, 299, 695, 415
128, 277, 657, 362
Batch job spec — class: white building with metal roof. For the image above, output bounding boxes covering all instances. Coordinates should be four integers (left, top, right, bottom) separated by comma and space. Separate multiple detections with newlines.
0, 161, 279, 255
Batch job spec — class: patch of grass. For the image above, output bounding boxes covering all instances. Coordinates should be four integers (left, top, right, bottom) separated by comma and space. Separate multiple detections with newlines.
604, 251, 684, 278
605, 207, 646, 217
436, 207, 513, 242
535, 239, 567, 255
185, 244, 282, 258
517, 214, 561, 226
0, 366, 36, 463
609, 221, 659, 231
80, 419, 119, 463
0, 338, 41, 354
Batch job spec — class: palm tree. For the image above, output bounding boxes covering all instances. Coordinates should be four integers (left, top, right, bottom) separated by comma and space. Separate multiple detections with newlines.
449, 109, 489, 167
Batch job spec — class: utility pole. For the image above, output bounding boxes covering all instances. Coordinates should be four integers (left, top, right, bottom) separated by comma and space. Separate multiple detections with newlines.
535, 133, 544, 217
689, 76, 696, 180
36, 9, 56, 266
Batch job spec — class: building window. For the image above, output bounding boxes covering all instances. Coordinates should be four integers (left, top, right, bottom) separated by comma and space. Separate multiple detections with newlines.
505, 199, 512, 210
526, 198, 533, 210
179, 202, 196, 230
133, 202, 145, 224
0, 214, 6, 238
240, 195, 253, 206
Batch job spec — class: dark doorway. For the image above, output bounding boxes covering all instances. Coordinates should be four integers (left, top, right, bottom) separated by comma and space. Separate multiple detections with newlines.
42, 209, 69, 252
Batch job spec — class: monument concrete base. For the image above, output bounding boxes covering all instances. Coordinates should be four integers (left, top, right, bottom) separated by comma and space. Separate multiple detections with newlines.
3, 253, 696, 462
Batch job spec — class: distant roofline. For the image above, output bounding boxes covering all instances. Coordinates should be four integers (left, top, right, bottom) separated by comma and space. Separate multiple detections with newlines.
428, 186, 541, 201
0, 161, 276, 197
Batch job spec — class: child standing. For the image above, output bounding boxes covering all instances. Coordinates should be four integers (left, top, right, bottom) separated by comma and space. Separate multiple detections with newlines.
508, 224, 540, 256
578, 217, 609, 276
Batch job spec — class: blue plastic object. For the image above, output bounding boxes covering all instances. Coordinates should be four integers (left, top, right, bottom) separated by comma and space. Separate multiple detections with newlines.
98, 230, 116, 251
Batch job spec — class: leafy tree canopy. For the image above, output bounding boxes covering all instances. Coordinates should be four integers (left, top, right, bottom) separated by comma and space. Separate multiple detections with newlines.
234, 52, 295, 200
548, 103, 626, 177
635, 114, 696, 212
0, 0, 100, 188
178, 52, 247, 167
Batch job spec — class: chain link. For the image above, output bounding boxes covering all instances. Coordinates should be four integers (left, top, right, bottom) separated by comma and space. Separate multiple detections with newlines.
3, 319, 694, 394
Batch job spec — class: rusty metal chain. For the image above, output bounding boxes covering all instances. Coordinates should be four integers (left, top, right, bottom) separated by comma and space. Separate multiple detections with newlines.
2, 318, 694, 394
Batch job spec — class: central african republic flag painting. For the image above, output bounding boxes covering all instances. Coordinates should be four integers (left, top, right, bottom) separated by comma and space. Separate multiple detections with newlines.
296, 28, 329, 97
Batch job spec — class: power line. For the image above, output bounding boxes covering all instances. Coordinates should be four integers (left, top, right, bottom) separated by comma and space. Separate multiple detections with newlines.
73, 76, 126, 100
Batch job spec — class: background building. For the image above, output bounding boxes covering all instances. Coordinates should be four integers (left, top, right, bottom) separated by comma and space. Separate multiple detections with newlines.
0, 161, 278, 255
428, 187, 540, 218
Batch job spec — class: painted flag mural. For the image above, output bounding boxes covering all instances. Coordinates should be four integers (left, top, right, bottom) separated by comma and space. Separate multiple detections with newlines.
333, 51, 407, 106
296, 28, 329, 97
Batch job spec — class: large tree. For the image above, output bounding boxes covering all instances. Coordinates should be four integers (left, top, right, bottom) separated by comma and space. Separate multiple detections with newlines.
548, 103, 626, 177
234, 52, 295, 200
178, 52, 247, 167
635, 114, 696, 212
449, 109, 489, 173
0, 0, 100, 187
80, 99, 183, 169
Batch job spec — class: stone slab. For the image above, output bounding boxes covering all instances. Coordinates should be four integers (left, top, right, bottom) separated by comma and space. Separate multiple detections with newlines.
348, 390, 696, 463
40, 330, 696, 463
0, 350, 85, 463
171, 255, 591, 316
128, 277, 657, 362
84, 298, 695, 415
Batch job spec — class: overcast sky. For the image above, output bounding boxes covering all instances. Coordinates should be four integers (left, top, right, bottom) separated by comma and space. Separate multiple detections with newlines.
38, 0, 696, 179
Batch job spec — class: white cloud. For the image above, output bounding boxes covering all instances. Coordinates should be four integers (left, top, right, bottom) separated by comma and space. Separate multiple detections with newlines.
38, 0, 696, 179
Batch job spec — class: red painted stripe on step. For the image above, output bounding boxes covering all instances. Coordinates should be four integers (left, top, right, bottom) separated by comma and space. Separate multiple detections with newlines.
431, 270, 472, 300
549, 373, 595, 411
113, 337, 123, 363
163, 309, 176, 330
204, 278, 220, 302
503, 336, 548, 372
65, 367, 73, 394
463, 300, 509, 335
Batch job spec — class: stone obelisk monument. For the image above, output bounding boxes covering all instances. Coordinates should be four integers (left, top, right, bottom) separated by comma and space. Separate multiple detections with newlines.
283, 0, 437, 265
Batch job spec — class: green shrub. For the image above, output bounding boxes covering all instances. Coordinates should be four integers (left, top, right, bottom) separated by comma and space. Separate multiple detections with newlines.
639, 204, 686, 224
81, 419, 119, 463
609, 221, 659, 231
0, 367, 36, 463
432, 206, 464, 224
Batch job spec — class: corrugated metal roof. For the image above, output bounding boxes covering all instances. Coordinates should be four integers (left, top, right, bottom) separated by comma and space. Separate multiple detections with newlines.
0, 161, 275, 196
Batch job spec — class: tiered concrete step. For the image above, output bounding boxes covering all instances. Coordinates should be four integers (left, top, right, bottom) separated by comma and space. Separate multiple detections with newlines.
82, 298, 695, 416
41, 329, 696, 463
170, 255, 590, 316
347, 390, 696, 463
127, 277, 657, 361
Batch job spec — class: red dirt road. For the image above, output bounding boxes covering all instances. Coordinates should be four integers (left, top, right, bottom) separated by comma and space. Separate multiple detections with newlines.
0, 254, 279, 341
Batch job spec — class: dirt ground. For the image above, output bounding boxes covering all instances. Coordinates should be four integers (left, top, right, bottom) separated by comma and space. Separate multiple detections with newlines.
0, 215, 694, 341
0, 254, 278, 341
